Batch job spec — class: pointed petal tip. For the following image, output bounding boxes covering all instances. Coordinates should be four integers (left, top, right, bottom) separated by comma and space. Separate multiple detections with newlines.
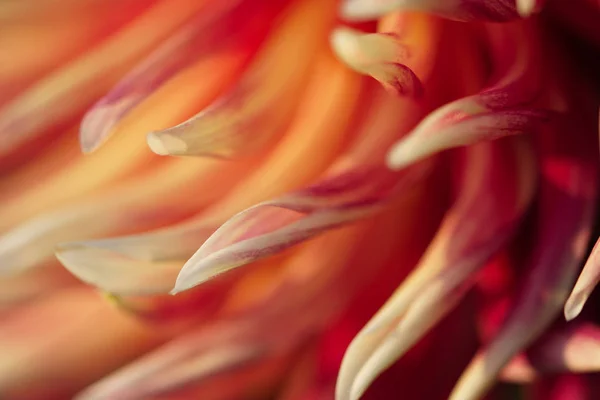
147, 131, 188, 156
564, 290, 588, 321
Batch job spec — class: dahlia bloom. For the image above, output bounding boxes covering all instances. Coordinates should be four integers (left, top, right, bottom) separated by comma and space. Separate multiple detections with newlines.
1, 0, 600, 399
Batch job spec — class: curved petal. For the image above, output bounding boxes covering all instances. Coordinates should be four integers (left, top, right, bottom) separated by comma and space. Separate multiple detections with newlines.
57, 53, 364, 295
335, 137, 536, 400
339, 0, 520, 22
172, 164, 429, 293
330, 12, 441, 97
387, 21, 547, 169
146, 0, 337, 157
449, 110, 598, 400
80, 0, 285, 152
0, 0, 209, 156
501, 323, 600, 383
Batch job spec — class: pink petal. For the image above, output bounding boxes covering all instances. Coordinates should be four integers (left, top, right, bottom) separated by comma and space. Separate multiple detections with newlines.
335, 137, 536, 400
339, 0, 521, 22
172, 163, 431, 294
387, 21, 546, 169
145, 0, 338, 158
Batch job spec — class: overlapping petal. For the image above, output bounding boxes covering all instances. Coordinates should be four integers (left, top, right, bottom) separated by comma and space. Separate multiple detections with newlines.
387, 21, 547, 169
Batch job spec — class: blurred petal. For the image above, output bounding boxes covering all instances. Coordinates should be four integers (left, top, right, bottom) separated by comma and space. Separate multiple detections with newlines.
330, 12, 441, 96
146, 0, 336, 157
0, 0, 209, 156
58, 53, 363, 295
1, 158, 221, 275
339, 0, 520, 22
0, 288, 166, 399
80, 0, 284, 152
173, 164, 428, 294
501, 323, 600, 383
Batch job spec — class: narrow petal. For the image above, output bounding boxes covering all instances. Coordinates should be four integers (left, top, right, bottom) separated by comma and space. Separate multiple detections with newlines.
146, 0, 337, 157
56, 221, 217, 295
330, 12, 441, 96
449, 110, 598, 400
339, 0, 520, 22
336, 137, 536, 400
0, 158, 225, 276
0, 0, 209, 156
564, 237, 600, 320
173, 164, 429, 293
80, 0, 284, 152
387, 22, 546, 169
58, 52, 364, 295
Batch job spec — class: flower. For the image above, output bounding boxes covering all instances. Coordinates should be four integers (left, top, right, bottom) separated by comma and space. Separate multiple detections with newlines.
1, 0, 600, 399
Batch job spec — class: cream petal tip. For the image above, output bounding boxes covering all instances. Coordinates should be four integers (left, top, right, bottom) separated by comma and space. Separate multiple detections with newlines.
386, 139, 420, 170
147, 131, 189, 156
564, 290, 589, 321
339, 0, 396, 21
516, 0, 537, 17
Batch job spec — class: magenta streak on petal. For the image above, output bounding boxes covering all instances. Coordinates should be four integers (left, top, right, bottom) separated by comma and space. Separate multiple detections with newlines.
460, 0, 519, 21
171, 163, 432, 293
387, 22, 545, 170
79, 0, 286, 152
382, 62, 424, 97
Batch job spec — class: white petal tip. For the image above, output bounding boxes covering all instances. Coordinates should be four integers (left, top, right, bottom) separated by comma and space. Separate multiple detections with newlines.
147, 131, 188, 156
564, 291, 588, 321
339, 0, 395, 21
386, 141, 418, 170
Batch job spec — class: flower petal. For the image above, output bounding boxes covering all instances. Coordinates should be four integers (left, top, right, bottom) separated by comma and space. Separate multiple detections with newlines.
387, 22, 546, 169
330, 12, 440, 97
448, 111, 598, 400
58, 52, 364, 296
501, 323, 600, 383
146, 0, 337, 157
80, 0, 285, 152
339, 0, 520, 22
56, 221, 217, 295
0, 0, 209, 156
564, 236, 600, 320
335, 137, 536, 400
0, 157, 235, 276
